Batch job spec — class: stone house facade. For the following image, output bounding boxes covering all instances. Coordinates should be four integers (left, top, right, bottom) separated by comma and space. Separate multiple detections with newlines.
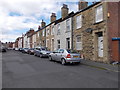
72, 1, 120, 63
32, 32, 37, 48
39, 20, 46, 48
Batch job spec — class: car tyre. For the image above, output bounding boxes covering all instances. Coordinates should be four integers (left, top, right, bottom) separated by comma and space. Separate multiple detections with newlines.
75, 62, 80, 65
40, 54, 42, 58
49, 56, 53, 61
61, 59, 66, 65
34, 53, 36, 56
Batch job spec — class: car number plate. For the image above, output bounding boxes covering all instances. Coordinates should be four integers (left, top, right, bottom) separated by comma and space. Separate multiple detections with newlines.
73, 56, 79, 58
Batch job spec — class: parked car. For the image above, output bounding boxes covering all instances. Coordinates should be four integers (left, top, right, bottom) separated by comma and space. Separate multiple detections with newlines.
15, 48, 19, 51
22, 48, 29, 53
34, 48, 51, 58
27, 48, 35, 55
19, 48, 24, 52
0, 46, 7, 52
49, 49, 81, 65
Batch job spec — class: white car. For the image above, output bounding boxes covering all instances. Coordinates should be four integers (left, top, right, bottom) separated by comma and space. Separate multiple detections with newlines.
49, 49, 81, 65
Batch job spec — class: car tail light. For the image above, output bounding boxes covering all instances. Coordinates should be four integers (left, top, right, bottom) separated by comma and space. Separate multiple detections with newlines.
80, 54, 81, 58
66, 54, 71, 58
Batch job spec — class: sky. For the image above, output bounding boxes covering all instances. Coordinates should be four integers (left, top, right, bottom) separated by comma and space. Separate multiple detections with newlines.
0, 0, 100, 43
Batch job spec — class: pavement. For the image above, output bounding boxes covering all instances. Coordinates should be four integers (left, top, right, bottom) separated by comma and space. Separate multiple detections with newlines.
81, 59, 119, 72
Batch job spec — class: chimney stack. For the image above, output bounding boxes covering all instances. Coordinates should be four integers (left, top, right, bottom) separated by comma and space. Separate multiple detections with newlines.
78, 0, 88, 10
61, 4, 69, 19
41, 19, 46, 28
38, 25, 41, 30
50, 13, 56, 23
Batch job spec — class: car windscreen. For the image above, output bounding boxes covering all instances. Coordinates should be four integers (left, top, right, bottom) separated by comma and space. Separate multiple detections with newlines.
41, 48, 46, 50
67, 50, 78, 53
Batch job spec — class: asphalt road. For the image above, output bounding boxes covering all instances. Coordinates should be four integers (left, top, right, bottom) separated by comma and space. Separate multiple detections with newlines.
2, 50, 118, 88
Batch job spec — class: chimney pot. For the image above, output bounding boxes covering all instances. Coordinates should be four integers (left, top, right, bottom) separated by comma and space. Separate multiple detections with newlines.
78, 0, 88, 10
41, 20, 46, 28
61, 4, 69, 19
50, 13, 56, 22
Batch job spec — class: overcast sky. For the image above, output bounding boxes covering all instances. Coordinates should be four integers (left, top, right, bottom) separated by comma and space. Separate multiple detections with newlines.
0, 0, 100, 43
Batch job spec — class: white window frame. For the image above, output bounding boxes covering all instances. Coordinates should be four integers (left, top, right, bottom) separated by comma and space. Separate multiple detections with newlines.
46, 28, 49, 36
57, 40, 60, 49
51, 26, 54, 35
66, 38, 70, 49
76, 15, 82, 29
42, 30, 45, 36
51, 38, 54, 51
66, 19, 70, 32
46, 39, 49, 47
37, 32, 39, 37
95, 5, 103, 23
57, 24, 60, 35
76, 35, 82, 50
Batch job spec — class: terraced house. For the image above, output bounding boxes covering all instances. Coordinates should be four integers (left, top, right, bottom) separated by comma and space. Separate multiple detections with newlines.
39, 20, 46, 48
72, 1, 120, 63
16, 1, 119, 63
45, 13, 56, 51
54, 4, 74, 50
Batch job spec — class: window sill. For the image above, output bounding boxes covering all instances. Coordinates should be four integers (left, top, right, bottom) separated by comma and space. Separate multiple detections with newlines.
93, 20, 104, 25
65, 31, 71, 33
76, 27, 82, 30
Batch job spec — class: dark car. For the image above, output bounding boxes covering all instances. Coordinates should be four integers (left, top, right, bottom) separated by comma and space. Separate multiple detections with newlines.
2, 48, 7, 52
19, 48, 24, 52
34, 48, 51, 58
22, 48, 29, 53
0, 46, 7, 52
27, 48, 35, 55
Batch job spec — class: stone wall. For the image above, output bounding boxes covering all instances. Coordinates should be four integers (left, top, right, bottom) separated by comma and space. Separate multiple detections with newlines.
73, 2, 109, 63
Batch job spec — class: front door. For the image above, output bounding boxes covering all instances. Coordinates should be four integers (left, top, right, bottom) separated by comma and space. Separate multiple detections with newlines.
98, 36, 103, 57
51, 39, 54, 51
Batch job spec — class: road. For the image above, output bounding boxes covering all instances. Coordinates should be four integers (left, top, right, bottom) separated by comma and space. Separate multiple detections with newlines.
2, 50, 118, 88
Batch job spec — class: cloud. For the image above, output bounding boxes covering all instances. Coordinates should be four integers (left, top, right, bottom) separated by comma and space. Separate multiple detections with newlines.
0, 0, 80, 43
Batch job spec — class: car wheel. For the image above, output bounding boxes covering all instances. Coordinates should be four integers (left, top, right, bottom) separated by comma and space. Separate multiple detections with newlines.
34, 53, 36, 56
75, 62, 80, 65
49, 56, 53, 61
40, 54, 42, 58
61, 59, 66, 65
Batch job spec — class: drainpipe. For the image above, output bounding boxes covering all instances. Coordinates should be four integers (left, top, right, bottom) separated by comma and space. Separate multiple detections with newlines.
71, 15, 74, 50
45, 28, 46, 48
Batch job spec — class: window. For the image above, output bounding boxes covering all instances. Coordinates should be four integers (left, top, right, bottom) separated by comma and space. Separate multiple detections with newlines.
76, 15, 82, 29
76, 36, 82, 50
66, 38, 70, 49
46, 39, 49, 47
57, 24, 60, 35
95, 5, 103, 23
57, 40, 60, 49
66, 19, 70, 31
51, 26, 54, 35
37, 32, 39, 37
42, 30, 45, 36
59, 49, 64, 53
46, 29, 49, 36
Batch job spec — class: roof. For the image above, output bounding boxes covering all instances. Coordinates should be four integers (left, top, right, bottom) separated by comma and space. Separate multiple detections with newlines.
73, 2, 100, 16
55, 11, 74, 25
35, 2, 101, 33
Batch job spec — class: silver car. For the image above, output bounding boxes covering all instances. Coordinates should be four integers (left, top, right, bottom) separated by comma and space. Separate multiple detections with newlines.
49, 49, 81, 65
34, 48, 51, 58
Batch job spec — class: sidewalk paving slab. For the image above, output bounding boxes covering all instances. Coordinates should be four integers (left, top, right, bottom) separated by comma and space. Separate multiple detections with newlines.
81, 59, 119, 72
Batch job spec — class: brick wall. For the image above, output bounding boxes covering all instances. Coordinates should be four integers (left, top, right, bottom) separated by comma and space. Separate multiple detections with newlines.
107, 2, 120, 62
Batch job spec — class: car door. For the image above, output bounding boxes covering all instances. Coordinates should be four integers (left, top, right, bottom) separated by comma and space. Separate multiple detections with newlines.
51, 50, 58, 60
56, 49, 64, 61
